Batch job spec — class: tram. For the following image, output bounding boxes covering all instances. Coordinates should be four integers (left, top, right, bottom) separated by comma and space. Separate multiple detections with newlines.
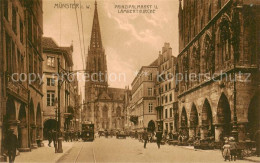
81, 123, 94, 141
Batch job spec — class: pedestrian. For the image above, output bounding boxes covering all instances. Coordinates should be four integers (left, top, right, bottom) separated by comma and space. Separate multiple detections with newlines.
142, 128, 149, 149
48, 130, 53, 147
222, 140, 231, 161
255, 130, 260, 157
52, 130, 57, 152
78, 130, 81, 140
65, 131, 68, 142
6, 129, 18, 163
156, 131, 163, 149
229, 137, 237, 161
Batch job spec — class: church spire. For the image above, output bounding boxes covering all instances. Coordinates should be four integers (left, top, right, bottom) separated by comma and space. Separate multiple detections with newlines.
90, 0, 102, 49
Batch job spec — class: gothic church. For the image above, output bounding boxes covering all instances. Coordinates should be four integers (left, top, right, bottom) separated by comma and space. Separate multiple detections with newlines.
84, 1, 126, 132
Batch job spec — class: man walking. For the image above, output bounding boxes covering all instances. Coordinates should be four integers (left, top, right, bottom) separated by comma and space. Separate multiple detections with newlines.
52, 130, 57, 152
6, 129, 18, 163
48, 130, 53, 147
156, 130, 163, 149
142, 128, 149, 149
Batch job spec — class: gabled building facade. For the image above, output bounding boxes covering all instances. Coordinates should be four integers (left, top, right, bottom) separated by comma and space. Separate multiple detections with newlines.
155, 43, 178, 135
42, 37, 75, 138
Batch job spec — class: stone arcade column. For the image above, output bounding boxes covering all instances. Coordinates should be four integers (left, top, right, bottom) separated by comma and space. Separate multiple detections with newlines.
36, 126, 44, 147
189, 127, 195, 138
200, 126, 207, 140
30, 124, 38, 149
214, 124, 224, 142
18, 123, 30, 152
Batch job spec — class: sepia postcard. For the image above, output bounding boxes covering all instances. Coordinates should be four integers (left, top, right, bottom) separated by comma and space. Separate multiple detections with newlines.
0, 0, 259, 162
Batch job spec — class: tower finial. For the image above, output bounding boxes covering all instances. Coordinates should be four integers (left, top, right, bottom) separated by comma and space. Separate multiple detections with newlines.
95, 0, 97, 7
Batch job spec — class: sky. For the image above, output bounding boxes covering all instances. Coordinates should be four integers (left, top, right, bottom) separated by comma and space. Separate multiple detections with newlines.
43, 0, 179, 97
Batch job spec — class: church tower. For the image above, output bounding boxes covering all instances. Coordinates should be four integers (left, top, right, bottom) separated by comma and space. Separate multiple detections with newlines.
85, 1, 108, 102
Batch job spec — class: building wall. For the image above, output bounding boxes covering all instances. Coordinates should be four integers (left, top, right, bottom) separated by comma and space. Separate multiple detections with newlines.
155, 43, 177, 135
130, 66, 157, 132
177, 0, 260, 141
0, 0, 44, 155
42, 52, 66, 132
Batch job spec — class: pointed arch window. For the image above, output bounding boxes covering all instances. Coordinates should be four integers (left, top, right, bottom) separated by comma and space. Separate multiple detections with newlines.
204, 35, 215, 74
219, 19, 231, 63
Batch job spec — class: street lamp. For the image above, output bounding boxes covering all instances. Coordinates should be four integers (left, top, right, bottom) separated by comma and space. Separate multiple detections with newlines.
54, 98, 58, 152
56, 58, 63, 153
231, 3, 242, 142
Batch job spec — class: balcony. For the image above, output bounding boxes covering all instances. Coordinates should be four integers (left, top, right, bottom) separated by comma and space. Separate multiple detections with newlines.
6, 75, 28, 103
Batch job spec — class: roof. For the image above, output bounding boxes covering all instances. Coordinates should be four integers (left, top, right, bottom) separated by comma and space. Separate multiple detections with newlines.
149, 58, 158, 66
42, 37, 58, 49
42, 37, 74, 67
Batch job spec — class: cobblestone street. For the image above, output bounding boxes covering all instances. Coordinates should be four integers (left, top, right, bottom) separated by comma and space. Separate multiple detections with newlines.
57, 137, 253, 163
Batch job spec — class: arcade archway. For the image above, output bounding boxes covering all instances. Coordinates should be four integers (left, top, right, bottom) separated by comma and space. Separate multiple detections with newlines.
180, 107, 188, 137
217, 93, 231, 137
190, 104, 199, 137
248, 93, 260, 140
6, 98, 16, 122
18, 104, 28, 149
202, 99, 214, 137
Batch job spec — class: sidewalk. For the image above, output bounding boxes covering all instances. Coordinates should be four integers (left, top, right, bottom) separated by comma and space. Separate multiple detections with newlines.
180, 145, 260, 162
15, 141, 74, 162
244, 156, 260, 162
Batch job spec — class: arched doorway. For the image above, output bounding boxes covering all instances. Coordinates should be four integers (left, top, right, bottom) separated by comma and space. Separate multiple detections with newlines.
190, 104, 199, 138
180, 107, 188, 138
43, 119, 57, 139
148, 120, 155, 132
36, 104, 42, 141
247, 93, 260, 140
217, 93, 231, 137
202, 99, 214, 138
18, 104, 28, 150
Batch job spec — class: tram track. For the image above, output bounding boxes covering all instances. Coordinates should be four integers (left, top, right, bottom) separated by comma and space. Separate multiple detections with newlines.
73, 142, 84, 163
70, 141, 96, 163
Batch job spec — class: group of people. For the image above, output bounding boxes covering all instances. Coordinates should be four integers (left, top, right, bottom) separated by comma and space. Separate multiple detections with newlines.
64, 131, 81, 142
142, 128, 163, 149
222, 137, 238, 161
47, 130, 81, 151
47, 130, 58, 152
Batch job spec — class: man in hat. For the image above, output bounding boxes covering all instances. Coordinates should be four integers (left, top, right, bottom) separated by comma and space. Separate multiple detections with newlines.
6, 129, 18, 163
47, 130, 53, 147
142, 128, 149, 149
156, 130, 163, 149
